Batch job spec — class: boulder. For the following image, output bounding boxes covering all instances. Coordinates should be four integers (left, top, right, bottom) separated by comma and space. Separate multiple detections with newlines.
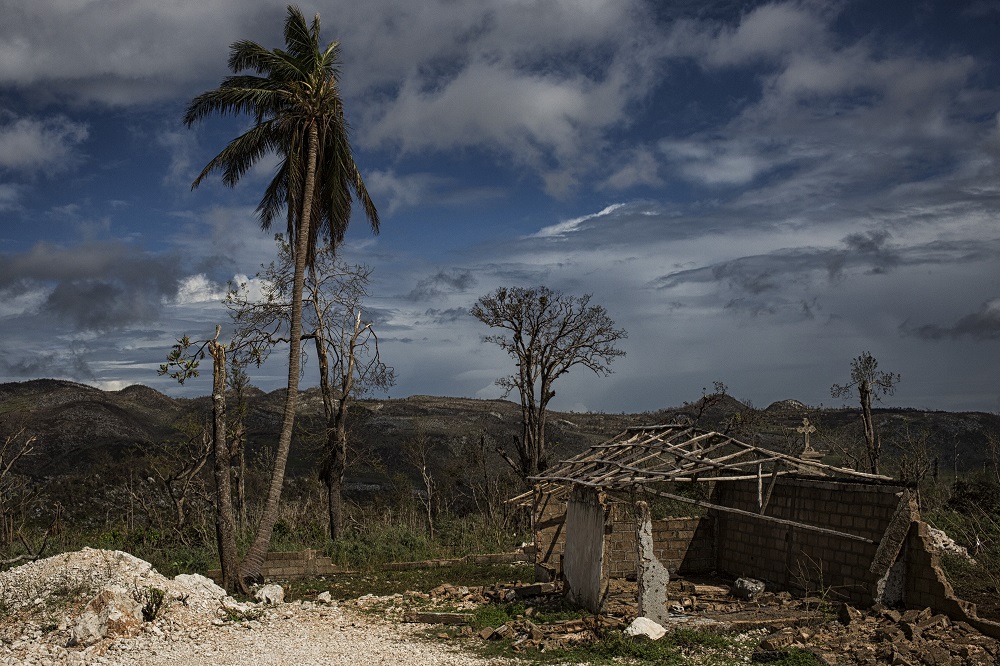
624, 616, 666, 641
731, 577, 766, 601
254, 583, 284, 605
68, 587, 144, 647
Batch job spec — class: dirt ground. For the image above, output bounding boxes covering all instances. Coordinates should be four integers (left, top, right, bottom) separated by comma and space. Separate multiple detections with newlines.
442, 576, 1000, 665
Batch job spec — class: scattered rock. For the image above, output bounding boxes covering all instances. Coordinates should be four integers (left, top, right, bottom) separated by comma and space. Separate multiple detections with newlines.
759, 628, 796, 651
839, 603, 863, 625
927, 526, 975, 563
68, 587, 144, 647
624, 616, 666, 640
402, 611, 473, 625
732, 577, 766, 601
254, 584, 285, 605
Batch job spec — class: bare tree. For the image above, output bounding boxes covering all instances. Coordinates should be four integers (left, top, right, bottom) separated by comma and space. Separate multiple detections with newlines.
403, 430, 438, 539
226, 238, 393, 541
227, 360, 253, 529
160, 326, 242, 592
459, 431, 525, 547
148, 415, 212, 542
0, 423, 47, 563
831, 351, 900, 475
471, 286, 627, 478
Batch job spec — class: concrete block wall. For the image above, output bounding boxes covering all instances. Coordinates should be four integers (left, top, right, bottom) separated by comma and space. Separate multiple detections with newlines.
606, 511, 715, 578
534, 492, 715, 579
261, 549, 341, 578
208, 549, 340, 583
534, 490, 568, 578
713, 477, 905, 606
903, 521, 975, 618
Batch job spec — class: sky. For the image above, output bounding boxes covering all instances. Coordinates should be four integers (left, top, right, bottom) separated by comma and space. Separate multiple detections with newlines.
1, 0, 1000, 414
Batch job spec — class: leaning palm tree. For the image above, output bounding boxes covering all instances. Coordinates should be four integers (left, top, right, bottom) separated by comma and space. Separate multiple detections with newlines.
184, 4, 378, 591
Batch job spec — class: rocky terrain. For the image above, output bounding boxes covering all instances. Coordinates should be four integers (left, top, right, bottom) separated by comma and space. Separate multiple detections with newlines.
4, 547, 1000, 666
0, 548, 513, 666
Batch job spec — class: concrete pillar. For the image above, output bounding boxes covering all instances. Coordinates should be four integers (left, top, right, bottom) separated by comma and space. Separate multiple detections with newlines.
563, 485, 610, 612
636, 501, 671, 624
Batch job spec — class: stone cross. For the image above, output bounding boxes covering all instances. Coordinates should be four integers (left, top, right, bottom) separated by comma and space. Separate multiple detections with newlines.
795, 417, 817, 452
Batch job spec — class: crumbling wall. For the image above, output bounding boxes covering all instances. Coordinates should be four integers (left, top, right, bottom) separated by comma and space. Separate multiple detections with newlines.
904, 521, 976, 618
533, 491, 715, 580
563, 486, 611, 612
713, 477, 907, 607
607, 512, 715, 578
533, 489, 567, 582
635, 501, 672, 625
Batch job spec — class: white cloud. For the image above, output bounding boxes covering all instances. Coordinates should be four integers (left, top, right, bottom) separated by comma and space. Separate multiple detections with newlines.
660, 140, 766, 186
704, 3, 829, 66
531, 203, 627, 238
175, 273, 224, 304
366, 170, 451, 215
603, 148, 663, 190
0, 113, 88, 174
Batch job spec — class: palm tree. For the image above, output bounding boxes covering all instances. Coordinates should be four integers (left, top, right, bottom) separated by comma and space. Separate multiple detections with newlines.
184, 4, 378, 590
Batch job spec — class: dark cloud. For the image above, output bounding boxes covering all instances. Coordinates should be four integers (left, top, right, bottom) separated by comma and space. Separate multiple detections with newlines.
841, 230, 899, 276
420, 307, 470, 324
0, 241, 184, 331
359, 306, 396, 327
902, 300, 1000, 341
405, 269, 477, 301
0, 345, 95, 381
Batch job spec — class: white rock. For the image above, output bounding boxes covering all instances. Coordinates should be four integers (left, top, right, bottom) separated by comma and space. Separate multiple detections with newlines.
316, 591, 332, 604
624, 616, 666, 641
254, 584, 285, 605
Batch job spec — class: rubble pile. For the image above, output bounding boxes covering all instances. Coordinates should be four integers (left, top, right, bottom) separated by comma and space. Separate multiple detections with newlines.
780, 604, 1000, 665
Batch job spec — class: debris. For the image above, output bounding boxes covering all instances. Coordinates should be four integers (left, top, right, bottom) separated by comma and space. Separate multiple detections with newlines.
254, 584, 285, 605
624, 616, 666, 640
732, 577, 766, 602
839, 603, 863, 625
401, 612, 473, 625
759, 628, 796, 651
68, 587, 144, 647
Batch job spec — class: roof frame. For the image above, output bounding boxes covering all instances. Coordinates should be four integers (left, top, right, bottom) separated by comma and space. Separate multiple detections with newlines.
521, 423, 893, 501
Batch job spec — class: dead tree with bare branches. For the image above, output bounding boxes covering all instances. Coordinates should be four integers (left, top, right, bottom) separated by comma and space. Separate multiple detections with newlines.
831, 351, 900, 475
471, 286, 627, 479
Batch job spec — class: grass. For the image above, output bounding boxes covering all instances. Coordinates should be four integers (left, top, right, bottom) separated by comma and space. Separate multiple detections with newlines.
282, 561, 533, 602
469, 626, 824, 665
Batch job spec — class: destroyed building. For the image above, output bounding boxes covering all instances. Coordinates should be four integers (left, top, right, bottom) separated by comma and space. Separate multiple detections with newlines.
518, 422, 999, 637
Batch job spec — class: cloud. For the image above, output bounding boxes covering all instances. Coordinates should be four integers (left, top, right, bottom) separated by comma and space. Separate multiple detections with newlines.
0, 1, 279, 105
664, 2, 831, 68
175, 274, 225, 304
0, 183, 22, 211
660, 139, 769, 186
903, 299, 1000, 341
531, 203, 629, 238
365, 169, 504, 215
0, 241, 184, 331
0, 343, 95, 381
0, 112, 88, 174
602, 148, 664, 190
420, 307, 470, 324
405, 269, 477, 301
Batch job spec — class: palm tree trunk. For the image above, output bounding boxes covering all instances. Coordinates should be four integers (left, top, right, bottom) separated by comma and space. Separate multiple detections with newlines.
240, 121, 319, 582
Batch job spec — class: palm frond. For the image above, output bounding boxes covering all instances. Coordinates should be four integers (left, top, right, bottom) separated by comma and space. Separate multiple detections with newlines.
186, 2, 379, 265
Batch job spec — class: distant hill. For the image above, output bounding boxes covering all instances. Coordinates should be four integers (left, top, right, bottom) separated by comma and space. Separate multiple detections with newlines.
1, 380, 997, 482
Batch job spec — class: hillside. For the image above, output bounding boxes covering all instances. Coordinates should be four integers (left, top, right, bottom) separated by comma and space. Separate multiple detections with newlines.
1, 380, 998, 485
